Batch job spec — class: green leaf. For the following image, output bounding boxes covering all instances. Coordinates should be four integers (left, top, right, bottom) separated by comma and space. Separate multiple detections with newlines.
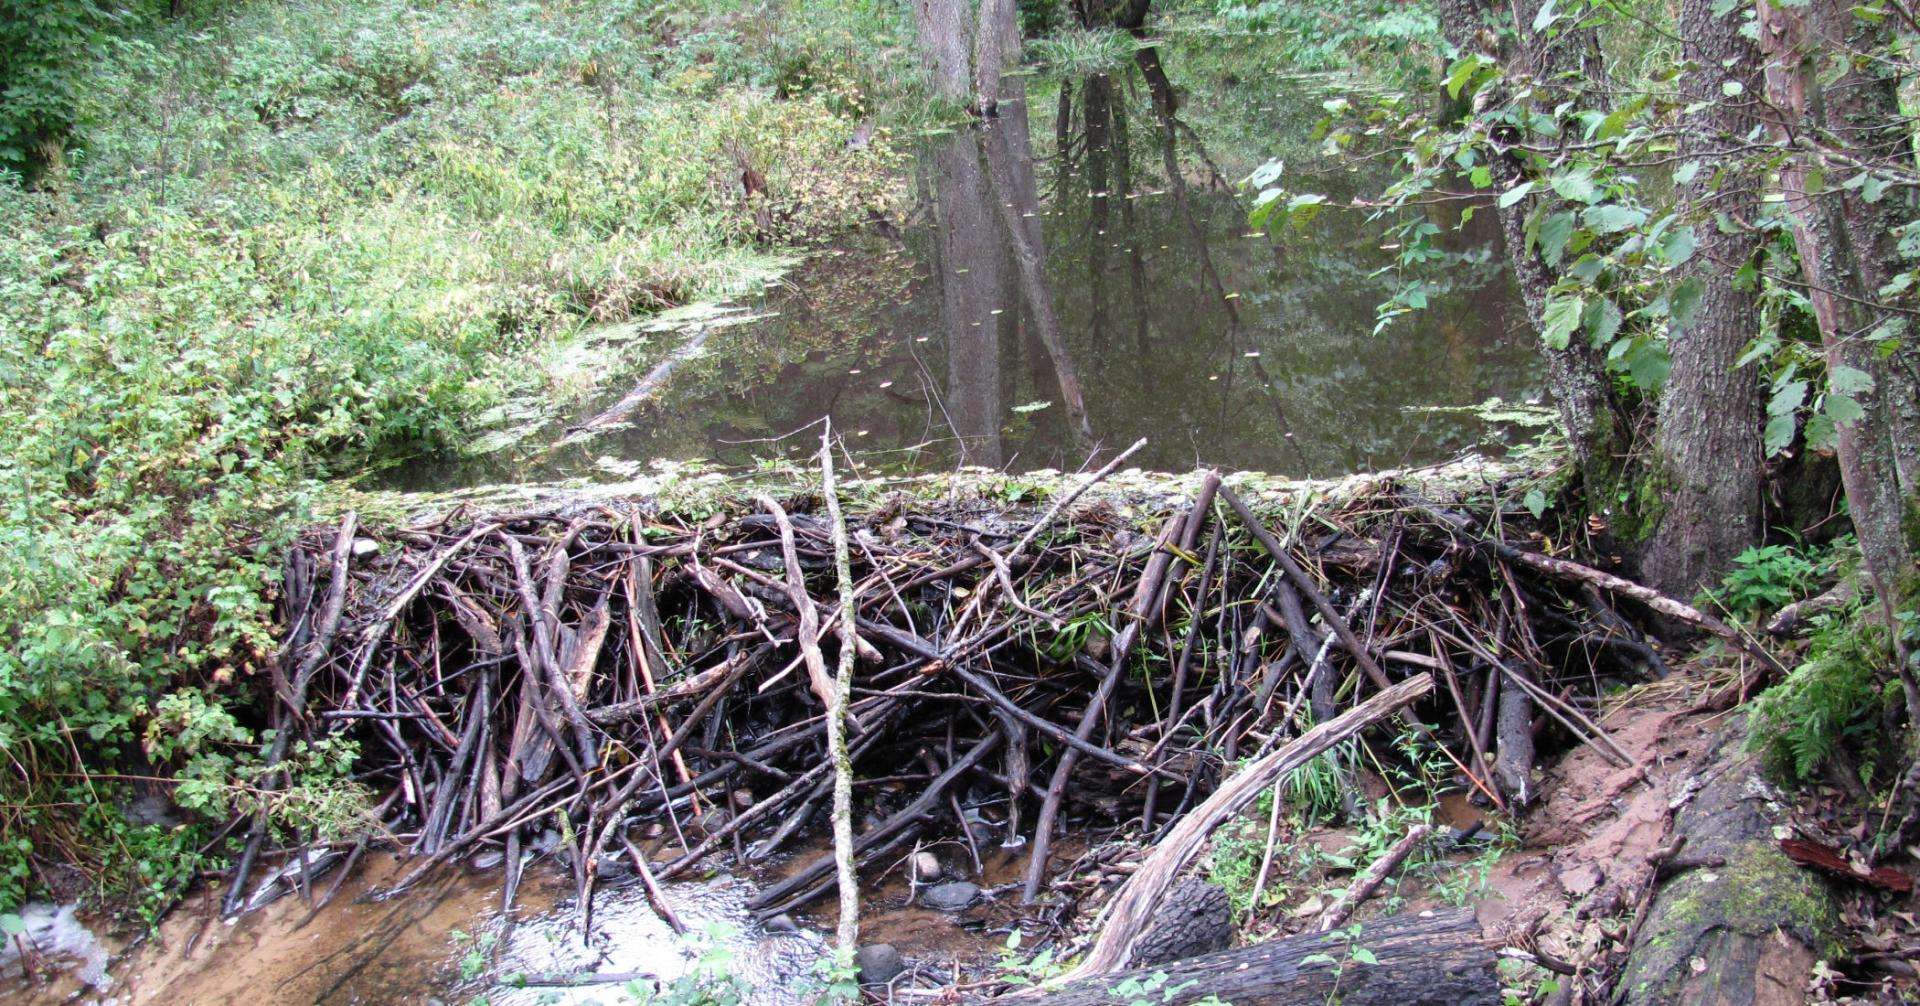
1769, 379, 1808, 417
1541, 295, 1584, 350
1824, 393, 1866, 426
1523, 488, 1549, 518
0, 914, 24, 937
1583, 296, 1623, 345
1497, 181, 1535, 209
1583, 203, 1647, 234
1829, 365, 1874, 395
1532, 0, 1559, 30
1763, 412, 1797, 456
1350, 946, 1379, 965
1469, 165, 1493, 188
1673, 160, 1703, 186
1670, 277, 1705, 326
1549, 168, 1601, 204
1536, 211, 1578, 267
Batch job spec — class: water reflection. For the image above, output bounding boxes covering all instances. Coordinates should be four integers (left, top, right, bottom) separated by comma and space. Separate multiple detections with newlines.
391, 42, 1538, 490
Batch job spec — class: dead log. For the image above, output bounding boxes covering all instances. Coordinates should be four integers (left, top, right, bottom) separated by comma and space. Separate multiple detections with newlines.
1004, 908, 1496, 1006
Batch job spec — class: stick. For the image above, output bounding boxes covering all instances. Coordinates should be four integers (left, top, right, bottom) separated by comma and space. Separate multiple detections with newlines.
1065, 673, 1434, 977
1316, 823, 1433, 931
819, 423, 861, 953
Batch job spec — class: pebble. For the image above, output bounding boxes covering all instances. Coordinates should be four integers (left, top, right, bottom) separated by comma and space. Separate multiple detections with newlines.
469, 849, 504, 871
909, 851, 943, 884
855, 943, 905, 985
917, 880, 981, 912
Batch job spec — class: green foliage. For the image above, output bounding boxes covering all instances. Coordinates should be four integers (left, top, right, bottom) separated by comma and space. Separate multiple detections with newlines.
1715, 544, 1819, 617
0, 0, 114, 179
1748, 610, 1902, 785
0, 0, 906, 916
1108, 969, 1230, 1006
1028, 27, 1137, 76
995, 929, 1069, 989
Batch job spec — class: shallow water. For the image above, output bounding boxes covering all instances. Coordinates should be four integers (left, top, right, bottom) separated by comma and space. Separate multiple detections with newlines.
391, 40, 1537, 491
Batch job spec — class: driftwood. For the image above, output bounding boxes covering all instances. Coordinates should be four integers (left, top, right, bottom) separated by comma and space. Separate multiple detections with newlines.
1008, 908, 1497, 1006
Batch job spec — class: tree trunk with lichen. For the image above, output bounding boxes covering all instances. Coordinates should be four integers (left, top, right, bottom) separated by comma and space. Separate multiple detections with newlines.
1756, 0, 1919, 753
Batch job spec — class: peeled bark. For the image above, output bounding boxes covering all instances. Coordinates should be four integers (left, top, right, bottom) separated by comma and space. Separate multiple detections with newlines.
1641, 0, 1768, 599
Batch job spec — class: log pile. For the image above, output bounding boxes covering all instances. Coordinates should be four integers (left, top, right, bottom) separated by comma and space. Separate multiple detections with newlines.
231, 462, 1682, 932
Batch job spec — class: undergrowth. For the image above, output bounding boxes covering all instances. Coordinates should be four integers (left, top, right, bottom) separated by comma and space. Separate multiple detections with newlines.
0, 0, 913, 917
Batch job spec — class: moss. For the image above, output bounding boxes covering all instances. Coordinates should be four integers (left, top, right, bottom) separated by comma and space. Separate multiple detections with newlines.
1621, 840, 1841, 1001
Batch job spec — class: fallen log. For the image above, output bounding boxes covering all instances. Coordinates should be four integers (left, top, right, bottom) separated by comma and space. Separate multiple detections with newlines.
1003, 908, 1497, 1006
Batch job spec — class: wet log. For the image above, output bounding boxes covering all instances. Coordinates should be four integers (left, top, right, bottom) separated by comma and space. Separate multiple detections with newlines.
1008, 908, 1497, 1006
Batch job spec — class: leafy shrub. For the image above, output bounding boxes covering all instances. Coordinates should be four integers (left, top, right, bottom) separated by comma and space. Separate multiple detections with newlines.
1748, 611, 1901, 784
1716, 544, 1819, 617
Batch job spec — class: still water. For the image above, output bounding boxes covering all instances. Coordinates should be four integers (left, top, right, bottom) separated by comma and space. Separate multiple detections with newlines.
393, 42, 1538, 490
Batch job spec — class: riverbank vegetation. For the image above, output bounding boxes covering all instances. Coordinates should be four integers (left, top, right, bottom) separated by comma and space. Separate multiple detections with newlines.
1, 0, 913, 915
1222, 0, 1920, 849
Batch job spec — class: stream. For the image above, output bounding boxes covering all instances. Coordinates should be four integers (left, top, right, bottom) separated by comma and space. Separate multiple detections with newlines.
391, 40, 1536, 491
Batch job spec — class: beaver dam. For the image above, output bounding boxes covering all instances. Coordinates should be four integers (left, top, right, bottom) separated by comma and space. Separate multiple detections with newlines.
93, 449, 1794, 1006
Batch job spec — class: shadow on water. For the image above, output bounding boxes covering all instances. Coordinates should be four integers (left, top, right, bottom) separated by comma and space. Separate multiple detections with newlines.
387, 41, 1539, 487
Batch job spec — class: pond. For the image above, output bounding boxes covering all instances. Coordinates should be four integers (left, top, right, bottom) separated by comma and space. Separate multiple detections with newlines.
390, 37, 1538, 491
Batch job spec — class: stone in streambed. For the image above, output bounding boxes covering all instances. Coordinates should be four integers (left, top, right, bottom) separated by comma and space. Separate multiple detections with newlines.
917, 880, 982, 911
909, 851, 943, 883
855, 943, 905, 985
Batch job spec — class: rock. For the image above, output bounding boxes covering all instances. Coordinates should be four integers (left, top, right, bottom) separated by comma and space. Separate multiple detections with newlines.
764, 913, 799, 933
918, 880, 982, 911
533, 829, 561, 855
1617, 721, 1840, 1005
909, 851, 944, 884
1127, 879, 1232, 967
468, 848, 505, 871
855, 943, 905, 985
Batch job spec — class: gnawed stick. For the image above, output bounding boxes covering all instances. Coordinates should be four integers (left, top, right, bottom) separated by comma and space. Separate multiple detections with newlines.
1065, 672, 1434, 978
1316, 823, 1433, 931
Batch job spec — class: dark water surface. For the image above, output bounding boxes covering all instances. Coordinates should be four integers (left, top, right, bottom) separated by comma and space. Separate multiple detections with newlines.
392, 43, 1538, 490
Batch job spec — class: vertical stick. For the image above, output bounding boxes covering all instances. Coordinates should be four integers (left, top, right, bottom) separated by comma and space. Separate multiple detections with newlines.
820, 421, 860, 953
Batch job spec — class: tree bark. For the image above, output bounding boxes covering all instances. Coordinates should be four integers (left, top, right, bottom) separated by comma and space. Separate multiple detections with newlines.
1007, 908, 1497, 1006
1757, 0, 1917, 616
973, 0, 1018, 110
1641, 0, 1768, 599
912, 0, 973, 100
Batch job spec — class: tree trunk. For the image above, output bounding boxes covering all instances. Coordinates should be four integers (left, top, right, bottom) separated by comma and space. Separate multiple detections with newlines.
973, 0, 1018, 111
981, 86, 1095, 443
932, 130, 1008, 468
1432, 0, 1626, 501
912, 0, 973, 100
1008, 908, 1497, 1006
1641, 0, 1768, 599
1756, 0, 1917, 614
